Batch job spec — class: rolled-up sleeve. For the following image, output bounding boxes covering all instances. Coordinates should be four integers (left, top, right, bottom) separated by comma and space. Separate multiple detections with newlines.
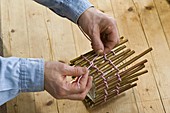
0, 57, 44, 105
34, 0, 93, 23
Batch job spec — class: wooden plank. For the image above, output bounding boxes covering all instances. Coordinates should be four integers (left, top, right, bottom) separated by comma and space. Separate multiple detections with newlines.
132, 0, 170, 112
0, 0, 3, 57
24, 1, 58, 113
68, 9, 93, 113
153, 0, 170, 47
1, 0, 12, 57
1, 0, 169, 112
0, 15, 6, 111
42, 4, 87, 113
110, 0, 165, 113
0, 104, 7, 113
89, 0, 139, 113
1, 0, 19, 112
43, 9, 77, 62
1, 0, 35, 113
71, 24, 91, 56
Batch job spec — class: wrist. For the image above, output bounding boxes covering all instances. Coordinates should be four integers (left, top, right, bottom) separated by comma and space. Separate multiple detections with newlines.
78, 7, 97, 26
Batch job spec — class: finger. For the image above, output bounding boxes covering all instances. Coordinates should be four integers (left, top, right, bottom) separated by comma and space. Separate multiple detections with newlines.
66, 76, 93, 100
103, 26, 119, 53
83, 76, 93, 95
68, 71, 89, 94
61, 63, 88, 76
79, 71, 89, 90
91, 27, 104, 55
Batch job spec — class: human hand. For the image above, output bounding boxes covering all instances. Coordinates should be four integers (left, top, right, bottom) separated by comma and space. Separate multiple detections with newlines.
44, 61, 92, 100
78, 7, 119, 54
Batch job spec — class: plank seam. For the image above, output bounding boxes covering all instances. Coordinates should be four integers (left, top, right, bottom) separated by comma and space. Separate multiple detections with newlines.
0, 0, 7, 112
43, 8, 54, 61
132, 0, 167, 113
152, 0, 170, 51
109, 0, 140, 112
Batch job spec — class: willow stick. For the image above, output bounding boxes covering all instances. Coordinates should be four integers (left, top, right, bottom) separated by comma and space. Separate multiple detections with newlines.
93, 46, 127, 65
70, 50, 94, 63
95, 63, 145, 89
95, 64, 145, 91
89, 49, 131, 74
70, 38, 128, 63
114, 38, 128, 48
71, 43, 152, 108
93, 50, 135, 79
90, 84, 137, 107
94, 48, 152, 80
86, 69, 148, 104
94, 60, 147, 84
95, 78, 138, 100
76, 46, 126, 67
95, 67, 143, 94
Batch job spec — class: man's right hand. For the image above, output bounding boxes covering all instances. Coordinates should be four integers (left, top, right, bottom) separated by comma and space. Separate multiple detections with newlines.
78, 7, 119, 55
44, 61, 92, 100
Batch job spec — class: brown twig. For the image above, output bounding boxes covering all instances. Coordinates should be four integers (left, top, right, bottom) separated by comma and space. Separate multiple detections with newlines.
70, 38, 152, 109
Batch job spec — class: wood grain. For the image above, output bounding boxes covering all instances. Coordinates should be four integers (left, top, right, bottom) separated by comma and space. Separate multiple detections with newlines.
0, 0, 6, 112
0, 104, 7, 113
110, 0, 166, 112
0, 0, 170, 113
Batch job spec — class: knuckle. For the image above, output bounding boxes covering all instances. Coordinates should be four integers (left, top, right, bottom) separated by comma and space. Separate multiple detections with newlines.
54, 62, 64, 72
74, 67, 80, 75
91, 31, 98, 38
52, 62, 58, 70
92, 42, 100, 47
61, 63, 66, 71
92, 29, 97, 35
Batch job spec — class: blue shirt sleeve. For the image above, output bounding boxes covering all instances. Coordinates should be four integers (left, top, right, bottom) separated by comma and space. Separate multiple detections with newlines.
0, 0, 93, 106
0, 57, 44, 105
34, 0, 93, 23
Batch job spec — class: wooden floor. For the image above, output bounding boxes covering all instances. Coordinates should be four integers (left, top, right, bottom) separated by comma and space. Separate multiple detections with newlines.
0, 0, 170, 113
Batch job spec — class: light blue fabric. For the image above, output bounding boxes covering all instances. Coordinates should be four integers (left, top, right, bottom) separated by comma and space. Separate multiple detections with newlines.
0, 57, 44, 105
0, 0, 92, 106
34, 0, 93, 23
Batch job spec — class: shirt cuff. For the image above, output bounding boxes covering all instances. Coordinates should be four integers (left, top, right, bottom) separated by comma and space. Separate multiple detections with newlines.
62, 0, 93, 23
20, 58, 44, 92
34, 0, 93, 23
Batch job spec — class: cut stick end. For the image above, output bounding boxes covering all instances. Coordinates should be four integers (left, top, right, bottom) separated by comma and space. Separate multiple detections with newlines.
70, 37, 152, 109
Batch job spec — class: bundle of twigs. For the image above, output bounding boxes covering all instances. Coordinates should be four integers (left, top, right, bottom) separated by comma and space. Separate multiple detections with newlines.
70, 37, 152, 109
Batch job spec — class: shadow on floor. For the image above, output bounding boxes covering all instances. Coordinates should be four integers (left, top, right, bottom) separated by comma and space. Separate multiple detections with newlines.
0, 104, 7, 113
0, 36, 6, 113
0, 36, 3, 56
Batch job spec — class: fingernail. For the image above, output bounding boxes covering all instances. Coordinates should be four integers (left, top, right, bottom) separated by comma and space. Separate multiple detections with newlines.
97, 49, 104, 55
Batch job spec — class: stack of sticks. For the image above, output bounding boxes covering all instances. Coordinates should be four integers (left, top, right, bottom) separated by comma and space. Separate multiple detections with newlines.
70, 37, 152, 109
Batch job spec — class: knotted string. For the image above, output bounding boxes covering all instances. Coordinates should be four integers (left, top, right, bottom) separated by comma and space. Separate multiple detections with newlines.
77, 55, 99, 88
78, 25, 121, 101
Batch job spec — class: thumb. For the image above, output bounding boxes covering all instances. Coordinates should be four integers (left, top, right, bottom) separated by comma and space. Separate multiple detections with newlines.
62, 64, 88, 76
91, 28, 104, 55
